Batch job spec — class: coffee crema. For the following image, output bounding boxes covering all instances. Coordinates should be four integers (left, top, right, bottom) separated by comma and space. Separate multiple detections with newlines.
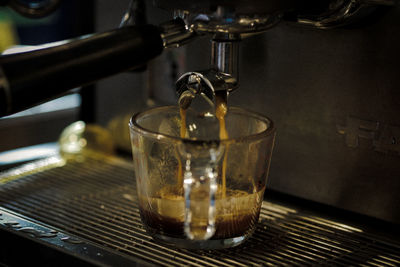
138, 186, 264, 240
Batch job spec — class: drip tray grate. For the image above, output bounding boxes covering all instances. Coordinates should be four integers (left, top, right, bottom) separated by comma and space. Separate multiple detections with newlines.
1, 155, 400, 266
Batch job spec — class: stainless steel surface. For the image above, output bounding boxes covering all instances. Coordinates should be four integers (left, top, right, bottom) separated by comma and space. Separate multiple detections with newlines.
169, 0, 398, 134
176, 70, 236, 108
1, 154, 400, 266
156, 0, 395, 35
296, 0, 397, 29
159, 18, 197, 49
211, 38, 240, 81
183, 11, 282, 37
175, 33, 240, 108
156, 0, 287, 38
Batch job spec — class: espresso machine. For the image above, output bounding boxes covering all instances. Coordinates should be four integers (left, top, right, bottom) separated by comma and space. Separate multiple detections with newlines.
1, 0, 400, 265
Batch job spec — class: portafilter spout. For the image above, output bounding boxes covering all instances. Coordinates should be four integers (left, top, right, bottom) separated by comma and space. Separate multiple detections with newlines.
173, 3, 281, 110
176, 69, 237, 109
176, 34, 240, 110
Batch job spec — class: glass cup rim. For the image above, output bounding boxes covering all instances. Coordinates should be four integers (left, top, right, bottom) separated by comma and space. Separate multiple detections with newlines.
129, 105, 275, 144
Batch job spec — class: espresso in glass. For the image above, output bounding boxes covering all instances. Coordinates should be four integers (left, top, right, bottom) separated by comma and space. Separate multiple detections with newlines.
138, 184, 265, 240
129, 103, 275, 249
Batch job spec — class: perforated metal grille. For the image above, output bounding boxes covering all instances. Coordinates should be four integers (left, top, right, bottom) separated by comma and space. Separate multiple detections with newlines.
1, 156, 399, 266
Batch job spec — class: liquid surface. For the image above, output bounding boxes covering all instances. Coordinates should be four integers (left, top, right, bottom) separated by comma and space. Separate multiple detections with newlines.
139, 186, 264, 239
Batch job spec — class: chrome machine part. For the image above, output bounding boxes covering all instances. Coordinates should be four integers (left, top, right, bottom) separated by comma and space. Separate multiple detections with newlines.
295, 0, 397, 29
119, 1, 198, 49
175, 33, 240, 109
176, 70, 237, 108
156, 1, 294, 107
159, 18, 197, 49
156, 0, 396, 32
155, 0, 294, 37
158, 0, 395, 109
179, 8, 283, 38
211, 37, 240, 83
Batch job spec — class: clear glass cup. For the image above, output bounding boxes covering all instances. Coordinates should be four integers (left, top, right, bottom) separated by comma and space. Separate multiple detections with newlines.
129, 106, 275, 249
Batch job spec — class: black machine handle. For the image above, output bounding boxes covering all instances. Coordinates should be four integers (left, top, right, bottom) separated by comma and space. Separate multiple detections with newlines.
0, 24, 164, 116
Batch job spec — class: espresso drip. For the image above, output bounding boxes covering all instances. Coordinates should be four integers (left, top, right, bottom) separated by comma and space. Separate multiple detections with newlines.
215, 92, 229, 197
178, 92, 229, 196
176, 107, 187, 187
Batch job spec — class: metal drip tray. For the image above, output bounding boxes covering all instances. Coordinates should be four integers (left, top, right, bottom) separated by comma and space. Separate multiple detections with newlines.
1, 154, 400, 266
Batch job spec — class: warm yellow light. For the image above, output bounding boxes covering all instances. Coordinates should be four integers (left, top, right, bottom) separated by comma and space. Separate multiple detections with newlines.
0, 20, 18, 53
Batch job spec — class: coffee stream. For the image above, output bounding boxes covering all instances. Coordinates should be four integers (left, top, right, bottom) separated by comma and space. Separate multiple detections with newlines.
178, 92, 228, 197
176, 108, 187, 188
215, 92, 229, 198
